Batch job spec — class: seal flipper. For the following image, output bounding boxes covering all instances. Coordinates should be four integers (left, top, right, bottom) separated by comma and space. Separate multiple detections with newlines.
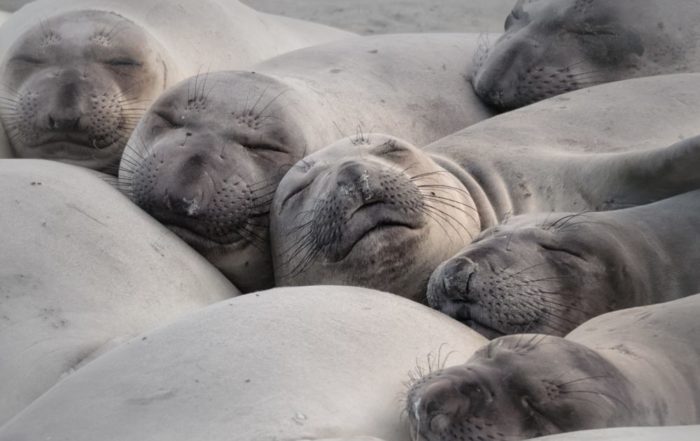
583, 134, 700, 210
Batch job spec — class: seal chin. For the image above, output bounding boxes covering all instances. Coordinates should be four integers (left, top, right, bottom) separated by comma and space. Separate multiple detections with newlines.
328, 202, 424, 262
165, 224, 247, 251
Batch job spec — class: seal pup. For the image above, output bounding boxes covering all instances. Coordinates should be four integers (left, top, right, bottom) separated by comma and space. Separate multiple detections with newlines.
270, 131, 700, 302
0, 0, 352, 173
0, 286, 487, 441
0, 159, 238, 425
406, 294, 700, 440
119, 33, 496, 292
472, 0, 700, 110
428, 189, 700, 337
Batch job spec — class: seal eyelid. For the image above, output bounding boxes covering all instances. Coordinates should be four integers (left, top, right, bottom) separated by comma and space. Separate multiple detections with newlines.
105, 58, 143, 67
246, 142, 286, 154
540, 244, 584, 259
10, 55, 44, 65
154, 111, 183, 128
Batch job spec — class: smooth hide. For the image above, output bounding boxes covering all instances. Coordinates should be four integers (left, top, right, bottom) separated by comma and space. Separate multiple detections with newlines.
0, 286, 487, 441
0, 159, 238, 425
531, 425, 700, 441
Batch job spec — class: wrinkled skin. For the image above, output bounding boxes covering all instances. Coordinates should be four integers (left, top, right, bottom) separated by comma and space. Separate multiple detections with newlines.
270, 134, 481, 302
472, 0, 700, 109
0, 10, 168, 172
406, 335, 638, 441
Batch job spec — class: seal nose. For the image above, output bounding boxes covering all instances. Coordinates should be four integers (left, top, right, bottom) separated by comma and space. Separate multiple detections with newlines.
47, 112, 82, 131
414, 374, 485, 434
335, 160, 376, 202
433, 256, 479, 304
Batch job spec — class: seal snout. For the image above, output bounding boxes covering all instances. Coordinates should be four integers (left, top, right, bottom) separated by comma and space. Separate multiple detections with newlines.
409, 367, 490, 440
427, 256, 479, 317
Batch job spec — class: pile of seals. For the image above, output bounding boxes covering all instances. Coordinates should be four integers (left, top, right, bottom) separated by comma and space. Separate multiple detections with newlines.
1, 0, 700, 440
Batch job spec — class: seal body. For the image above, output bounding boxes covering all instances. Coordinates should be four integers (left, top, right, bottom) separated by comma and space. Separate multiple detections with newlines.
270, 74, 700, 301
427, 189, 700, 337
472, 0, 700, 109
406, 294, 700, 440
0, 159, 238, 425
119, 33, 496, 292
0, 0, 352, 173
0, 286, 487, 441
531, 426, 700, 441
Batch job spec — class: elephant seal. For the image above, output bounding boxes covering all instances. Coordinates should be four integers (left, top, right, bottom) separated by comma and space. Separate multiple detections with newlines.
532, 426, 700, 441
119, 33, 496, 292
427, 189, 700, 337
472, 0, 700, 110
0, 0, 351, 173
406, 294, 700, 440
0, 159, 238, 425
270, 127, 700, 301
269, 73, 700, 300
0, 286, 487, 441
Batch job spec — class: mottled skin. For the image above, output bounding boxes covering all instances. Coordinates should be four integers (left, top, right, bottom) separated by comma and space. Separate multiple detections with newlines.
428, 190, 700, 337
407, 294, 700, 440
120, 34, 495, 292
270, 132, 700, 302
473, 0, 700, 109
0, 10, 169, 172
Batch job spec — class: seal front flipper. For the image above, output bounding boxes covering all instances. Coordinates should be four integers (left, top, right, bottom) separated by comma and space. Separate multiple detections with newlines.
581, 133, 700, 210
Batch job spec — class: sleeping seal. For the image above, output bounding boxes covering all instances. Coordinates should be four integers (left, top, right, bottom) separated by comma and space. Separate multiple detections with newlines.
270, 130, 700, 301
406, 294, 700, 440
0, 286, 486, 441
0, 159, 238, 425
269, 73, 700, 300
427, 189, 700, 337
119, 33, 496, 292
472, 0, 700, 109
0, 0, 351, 172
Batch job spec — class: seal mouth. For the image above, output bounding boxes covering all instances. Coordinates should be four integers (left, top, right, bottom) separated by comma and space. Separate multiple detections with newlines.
445, 301, 505, 339
331, 201, 422, 262
165, 224, 247, 251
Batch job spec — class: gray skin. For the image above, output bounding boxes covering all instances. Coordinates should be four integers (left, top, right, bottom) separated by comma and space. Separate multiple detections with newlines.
531, 426, 700, 441
270, 132, 700, 302
119, 34, 495, 292
427, 190, 700, 338
0, 10, 169, 173
406, 294, 700, 441
472, 0, 700, 110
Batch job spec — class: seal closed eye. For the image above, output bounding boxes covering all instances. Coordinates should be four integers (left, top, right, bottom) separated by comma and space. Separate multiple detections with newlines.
472, 0, 700, 109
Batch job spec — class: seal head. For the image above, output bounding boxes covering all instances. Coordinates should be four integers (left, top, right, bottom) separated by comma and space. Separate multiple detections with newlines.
471, 0, 697, 110
271, 134, 480, 301
406, 335, 637, 441
120, 71, 314, 292
426, 214, 634, 337
0, 10, 168, 172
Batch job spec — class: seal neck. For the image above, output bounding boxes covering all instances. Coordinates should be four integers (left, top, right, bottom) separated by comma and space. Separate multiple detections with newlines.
430, 153, 500, 230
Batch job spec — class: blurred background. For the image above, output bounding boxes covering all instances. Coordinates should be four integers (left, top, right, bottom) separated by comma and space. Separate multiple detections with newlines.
0, 0, 514, 33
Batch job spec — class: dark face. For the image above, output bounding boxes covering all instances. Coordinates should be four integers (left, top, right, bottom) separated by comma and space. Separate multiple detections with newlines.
119, 71, 310, 292
270, 134, 481, 302
406, 335, 636, 441
471, 0, 647, 110
427, 215, 617, 337
0, 10, 168, 172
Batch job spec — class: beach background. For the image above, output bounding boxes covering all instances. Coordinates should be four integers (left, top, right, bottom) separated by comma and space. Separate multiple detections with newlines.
0, 0, 514, 33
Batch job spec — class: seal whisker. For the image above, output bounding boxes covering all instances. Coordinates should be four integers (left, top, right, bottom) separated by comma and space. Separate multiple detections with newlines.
422, 203, 472, 241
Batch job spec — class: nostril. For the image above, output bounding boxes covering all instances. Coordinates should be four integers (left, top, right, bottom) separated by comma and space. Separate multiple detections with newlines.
48, 116, 56, 130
